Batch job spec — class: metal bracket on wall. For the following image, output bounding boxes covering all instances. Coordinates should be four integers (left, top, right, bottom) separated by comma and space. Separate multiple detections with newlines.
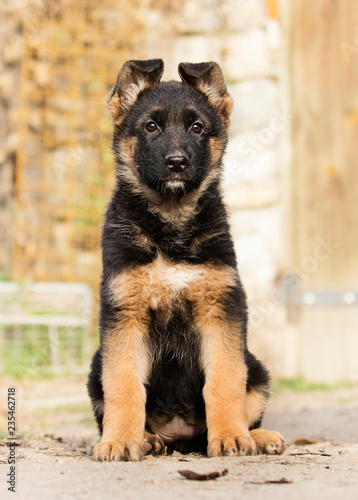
279, 274, 358, 323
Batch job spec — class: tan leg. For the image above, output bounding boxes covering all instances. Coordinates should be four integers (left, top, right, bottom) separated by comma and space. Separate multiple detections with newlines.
92, 316, 150, 462
246, 385, 285, 455
201, 326, 256, 457
189, 267, 256, 457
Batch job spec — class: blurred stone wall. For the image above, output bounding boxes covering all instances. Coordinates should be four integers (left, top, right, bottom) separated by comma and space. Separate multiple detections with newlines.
0, 1, 23, 277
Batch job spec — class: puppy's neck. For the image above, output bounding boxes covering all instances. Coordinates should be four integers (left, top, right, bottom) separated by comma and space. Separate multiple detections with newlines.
117, 175, 222, 230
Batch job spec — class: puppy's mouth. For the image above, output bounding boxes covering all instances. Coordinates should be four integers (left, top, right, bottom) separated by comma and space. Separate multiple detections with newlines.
163, 172, 188, 192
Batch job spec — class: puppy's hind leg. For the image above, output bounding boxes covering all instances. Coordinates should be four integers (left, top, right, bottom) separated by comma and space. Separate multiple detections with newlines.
87, 348, 104, 434
245, 350, 286, 455
143, 431, 165, 455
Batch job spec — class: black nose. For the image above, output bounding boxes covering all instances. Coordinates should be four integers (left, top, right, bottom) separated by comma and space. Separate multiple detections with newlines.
165, 154, 189, 173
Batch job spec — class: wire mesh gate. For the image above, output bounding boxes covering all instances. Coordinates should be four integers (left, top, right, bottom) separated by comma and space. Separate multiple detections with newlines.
12, 0, 148, 288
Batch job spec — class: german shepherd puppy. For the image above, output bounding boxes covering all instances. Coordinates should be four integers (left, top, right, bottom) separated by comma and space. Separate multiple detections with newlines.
88, 59, 285, 461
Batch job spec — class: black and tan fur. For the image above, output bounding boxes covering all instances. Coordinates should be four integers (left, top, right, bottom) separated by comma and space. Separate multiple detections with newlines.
87, 59, 285, 461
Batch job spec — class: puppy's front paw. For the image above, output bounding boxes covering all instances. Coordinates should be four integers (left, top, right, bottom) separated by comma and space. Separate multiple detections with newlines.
250, 428, 286, 455
208, 433, 257, 457
92, 439, 145, 462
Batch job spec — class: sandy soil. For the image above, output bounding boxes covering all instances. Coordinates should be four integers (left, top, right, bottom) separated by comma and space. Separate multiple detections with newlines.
0, 376, 357, 500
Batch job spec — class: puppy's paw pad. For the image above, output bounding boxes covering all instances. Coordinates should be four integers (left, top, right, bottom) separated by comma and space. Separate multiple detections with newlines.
250, 429, 286, 455
235, 435, 257, 456
92, 440, 145, 462
208, 434, 256, 457
144, 434, 165, 455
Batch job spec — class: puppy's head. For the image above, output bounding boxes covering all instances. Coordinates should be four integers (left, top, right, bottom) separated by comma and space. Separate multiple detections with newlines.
108, 59, 232, 198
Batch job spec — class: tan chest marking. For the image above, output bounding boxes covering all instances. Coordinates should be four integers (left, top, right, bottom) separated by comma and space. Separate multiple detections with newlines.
109, 256, 236, 313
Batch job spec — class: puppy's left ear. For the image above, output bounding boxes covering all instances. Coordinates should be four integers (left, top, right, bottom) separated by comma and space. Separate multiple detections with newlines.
108, 59, 164, 125
178, 62, 233, 125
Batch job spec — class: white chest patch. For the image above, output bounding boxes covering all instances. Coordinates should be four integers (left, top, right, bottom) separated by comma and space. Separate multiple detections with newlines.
154, 260, 201, 289
146, 258, 204, 310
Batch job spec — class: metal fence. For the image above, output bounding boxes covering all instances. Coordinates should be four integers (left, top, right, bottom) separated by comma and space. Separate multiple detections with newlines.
0, 282, 93, 375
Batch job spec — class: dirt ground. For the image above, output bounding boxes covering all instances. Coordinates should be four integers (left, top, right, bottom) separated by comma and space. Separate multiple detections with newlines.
0, 376, 358, 500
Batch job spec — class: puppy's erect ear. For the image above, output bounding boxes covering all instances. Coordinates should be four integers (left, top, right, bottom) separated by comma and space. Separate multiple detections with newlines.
178, 62, 233, 125
108, 59, 164, 124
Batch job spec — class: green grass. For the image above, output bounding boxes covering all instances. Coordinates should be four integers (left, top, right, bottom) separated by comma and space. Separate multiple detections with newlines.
271, 377, 352, 394
3, 367, 59, 380
338, 397, 354, 405
32, 402, 91, 415
79, 417, 96, 425
0, 325, 90, 378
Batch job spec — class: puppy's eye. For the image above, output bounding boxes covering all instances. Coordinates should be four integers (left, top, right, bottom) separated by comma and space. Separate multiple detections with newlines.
191, 122, 204, 134
146, 121, 158, 132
